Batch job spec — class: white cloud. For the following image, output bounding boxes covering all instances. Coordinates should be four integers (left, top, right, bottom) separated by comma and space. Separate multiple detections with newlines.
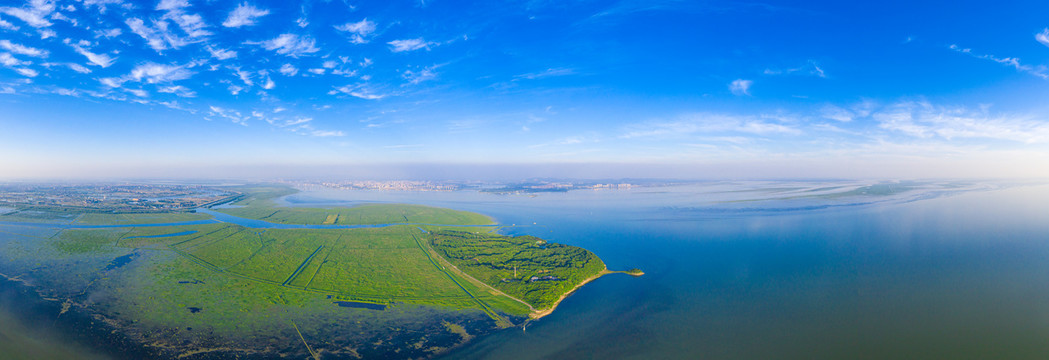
335, 18, 376, 44
126, 88, 148, 97
388, 38, 431, 52
95, 28, 121, 38
0, 52, 28, 67
80, 0, 127, 14
206, 46, 236, 60
236, 69, 253, 86
621, 113, 801, 139
283, 117, 311, 126
322, 60, 337, 69
875, 101, 1049, 143
949, 44, 1049, 79
296, 17, 308, 28
130, 62, 193, 83
38, 28, 55, 39
279, 63, 298, 76
821, 106, 853, 122
71, 45, 114, 67
0, 18, 18, 30
1, 0, 55, 28
261, 76, 274, 89
331, 84, 387, 99
66, 63, 90, 73
208, 105, 248, 125
729, 79, 752, 96
14, 67, 38, 77
0, 40, 48, 57
763, 61, 825, 78
157, 85, 195, 97
310, 130, 344, 137
251, 34, 318, 57
1037, 28, 1049, 48
155, 0, 187, 11
308, 68, 325, 75
223, 2, 269, 28
126, 18, 187, 52
163, 11, 210, 38
403, 65, 437, 84
99, 77, 124, 87
515, 67, 574, 80
49, 11, 76, 26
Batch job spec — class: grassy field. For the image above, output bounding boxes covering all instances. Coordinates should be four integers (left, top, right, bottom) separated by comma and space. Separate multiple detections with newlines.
213, 185, 494, 226
9, 184, 606, 337
76, 212, 212, 225
428, 230, 607, 310
44, 218, 531, 320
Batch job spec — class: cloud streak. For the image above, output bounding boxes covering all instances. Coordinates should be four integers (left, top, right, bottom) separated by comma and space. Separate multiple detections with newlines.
729, 79, 752, 96
223, 2, 269, 28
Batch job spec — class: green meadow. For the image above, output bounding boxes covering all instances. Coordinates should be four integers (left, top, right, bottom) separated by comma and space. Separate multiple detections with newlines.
0, 185, 621, 357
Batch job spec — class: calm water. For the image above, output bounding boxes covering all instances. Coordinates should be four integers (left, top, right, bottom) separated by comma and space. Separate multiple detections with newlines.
3, 181, 1049, 359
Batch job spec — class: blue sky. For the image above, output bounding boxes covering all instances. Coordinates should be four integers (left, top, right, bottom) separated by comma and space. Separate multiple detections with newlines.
2, 0, 1049, 179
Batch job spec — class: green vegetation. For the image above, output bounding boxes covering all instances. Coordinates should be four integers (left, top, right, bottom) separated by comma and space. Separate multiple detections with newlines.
0, 184, 625, 358
428, 230, 606, 310
76, 212, 212, 225
215, 185, 494, 226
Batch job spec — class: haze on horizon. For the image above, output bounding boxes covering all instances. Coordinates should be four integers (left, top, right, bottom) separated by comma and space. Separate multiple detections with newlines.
2, 0, 1049, 180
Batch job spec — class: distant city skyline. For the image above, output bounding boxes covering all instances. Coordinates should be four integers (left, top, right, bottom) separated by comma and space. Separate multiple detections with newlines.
2, 0, 1049, 179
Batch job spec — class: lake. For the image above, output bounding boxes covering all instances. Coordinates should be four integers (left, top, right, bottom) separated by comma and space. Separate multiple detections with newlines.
2, 180, 1049, 359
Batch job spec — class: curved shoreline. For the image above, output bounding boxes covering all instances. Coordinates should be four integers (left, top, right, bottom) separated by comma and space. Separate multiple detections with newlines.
530, 268, 612, 319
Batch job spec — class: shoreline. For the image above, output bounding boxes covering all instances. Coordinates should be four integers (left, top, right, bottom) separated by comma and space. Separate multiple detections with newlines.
530, 268, 612, 319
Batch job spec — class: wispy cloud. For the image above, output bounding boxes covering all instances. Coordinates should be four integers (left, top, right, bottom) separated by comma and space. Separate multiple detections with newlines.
403, 65, 439, 84
158, 85, 196, 97
515, 67, 574, 80
80, 0, 128, 14
14, 67, 38, 77
729, 79, 752, 96
208, 105, 249, 125
130, 62, 194, 83
0, 18, 18, 31
65, 63, 90, 73
0, 0, 55, 28
335, 18, 376, 44
223, 2, 269, 28
621, 113, 802, 139
388, 38, 432, 52
157, 0, 211, 39
279, 63, 298, 76
250, 34, 319, 57
0, 40, 46, 57
763, 61, 825, 78
71, 45, 115, 67
875, 101, 1049, 143
206, 46, 236, 60
330, 83, 389, 99
94, 28, 122, 38
309, 129, 345, 137
949, 44, 1049, 79
1037, 28, 1049, 48
0, 53, 28, 67
126, 18, 188, 52
819, 100, 875, 122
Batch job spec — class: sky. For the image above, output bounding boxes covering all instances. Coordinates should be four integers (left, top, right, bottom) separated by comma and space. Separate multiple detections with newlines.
2, 0, 1049, 180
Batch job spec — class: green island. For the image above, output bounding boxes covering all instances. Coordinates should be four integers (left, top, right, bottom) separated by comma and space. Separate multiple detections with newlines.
0, 184, 639, 359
